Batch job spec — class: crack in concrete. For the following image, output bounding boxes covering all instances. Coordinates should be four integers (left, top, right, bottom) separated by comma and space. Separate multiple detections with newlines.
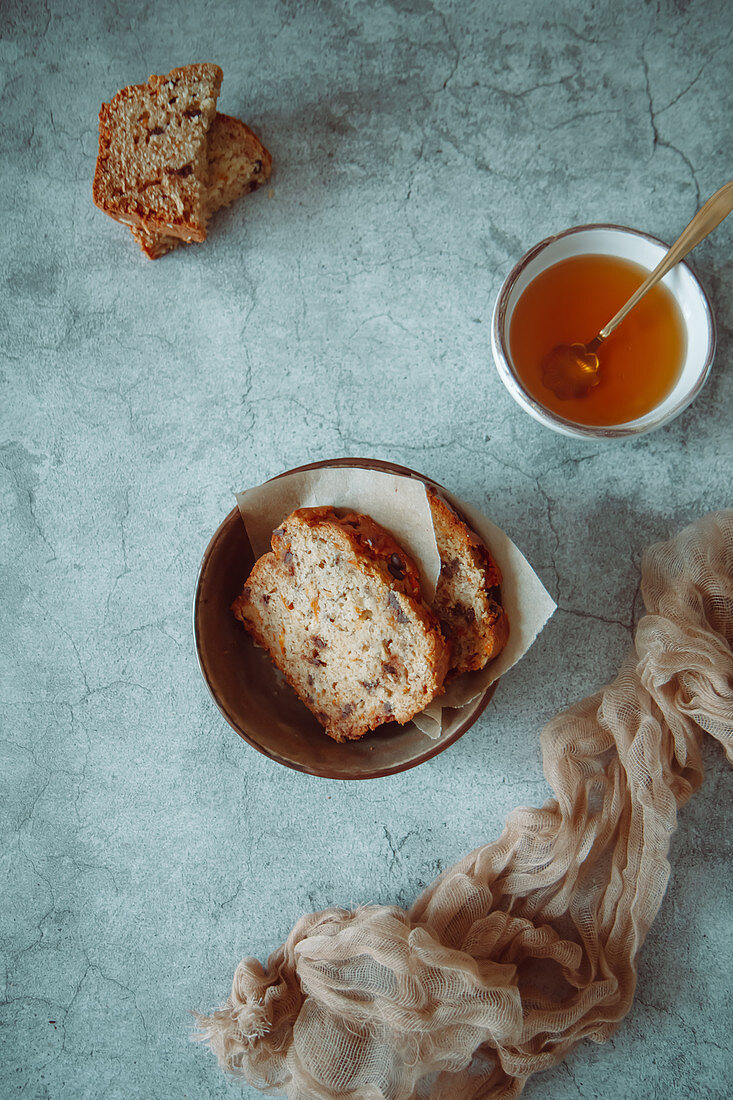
536, 479, 561, 598
434, 5, 459, 92
2, 456, 58, 563
448, 74, 574, 103
104, 486, 132, 624
642, 46, 700, 207
118, 617, 184, 652
15, 774, 52, 833
558, 606, 631, 633
26, 486, 57, 563
383, 826, 416, 876
547, 107, 621, 133
657, 28, 733, 116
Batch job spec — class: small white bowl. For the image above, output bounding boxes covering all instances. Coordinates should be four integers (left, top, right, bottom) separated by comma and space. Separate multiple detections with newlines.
491, 224, 716, 439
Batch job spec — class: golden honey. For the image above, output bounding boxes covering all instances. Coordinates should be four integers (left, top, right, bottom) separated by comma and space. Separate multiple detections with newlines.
509, 254, 687, 426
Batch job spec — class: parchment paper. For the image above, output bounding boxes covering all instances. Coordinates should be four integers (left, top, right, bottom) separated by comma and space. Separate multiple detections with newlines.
237, 467, 441, 600
235, 466, 555, 739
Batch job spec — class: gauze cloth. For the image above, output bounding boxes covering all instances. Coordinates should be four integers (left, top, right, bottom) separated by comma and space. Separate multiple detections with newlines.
196, 512, 733, 1099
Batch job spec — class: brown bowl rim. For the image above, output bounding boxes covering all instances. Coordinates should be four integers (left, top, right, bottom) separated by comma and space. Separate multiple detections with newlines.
193, 458, 498, 779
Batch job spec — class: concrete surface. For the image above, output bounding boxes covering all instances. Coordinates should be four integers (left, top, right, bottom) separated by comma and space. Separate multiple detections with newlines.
1, 0, 731, 1097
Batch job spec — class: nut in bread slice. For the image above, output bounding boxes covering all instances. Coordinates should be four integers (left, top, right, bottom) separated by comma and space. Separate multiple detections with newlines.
93, 63, 222, 243
232, 507, 449, 742
428, 488, 509, 674
129, 114, 272, 258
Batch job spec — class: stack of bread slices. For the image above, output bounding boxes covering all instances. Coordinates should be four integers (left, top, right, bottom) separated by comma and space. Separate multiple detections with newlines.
93, 64, 271, 258
232, 491, 509, 743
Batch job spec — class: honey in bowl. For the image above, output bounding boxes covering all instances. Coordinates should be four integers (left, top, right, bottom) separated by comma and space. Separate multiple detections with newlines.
508, 254, 687, 426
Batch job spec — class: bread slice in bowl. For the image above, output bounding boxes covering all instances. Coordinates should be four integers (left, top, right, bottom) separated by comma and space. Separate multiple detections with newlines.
232, 508, 449, 742
428, 488, 509, 674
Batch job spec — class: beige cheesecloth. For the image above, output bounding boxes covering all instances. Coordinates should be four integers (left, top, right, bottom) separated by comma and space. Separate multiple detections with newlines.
197, 512, 733, 1099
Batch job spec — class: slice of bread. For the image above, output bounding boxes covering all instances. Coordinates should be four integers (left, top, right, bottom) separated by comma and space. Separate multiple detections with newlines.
428, 489, 509, 674
93, 63, 222, 244
129, 114, 272, 258
203, 115, 272, 218
232, 508, 449, 742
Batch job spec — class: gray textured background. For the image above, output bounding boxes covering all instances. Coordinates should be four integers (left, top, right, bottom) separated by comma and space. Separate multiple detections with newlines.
1, 1, 732, 1097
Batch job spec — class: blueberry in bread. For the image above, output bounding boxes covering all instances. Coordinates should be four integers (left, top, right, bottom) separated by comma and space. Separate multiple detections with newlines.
232, 508, 449, 742
427, 488, 509, 674
93, 64, 222, 245
129, 114, 272, 259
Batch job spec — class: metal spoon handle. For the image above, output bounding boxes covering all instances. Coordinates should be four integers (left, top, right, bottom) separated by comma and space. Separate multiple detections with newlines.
597, 180, 733, 343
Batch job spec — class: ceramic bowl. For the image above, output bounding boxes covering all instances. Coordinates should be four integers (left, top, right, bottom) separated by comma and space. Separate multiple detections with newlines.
193, 458, 497, 779
491, 223, 716, 439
